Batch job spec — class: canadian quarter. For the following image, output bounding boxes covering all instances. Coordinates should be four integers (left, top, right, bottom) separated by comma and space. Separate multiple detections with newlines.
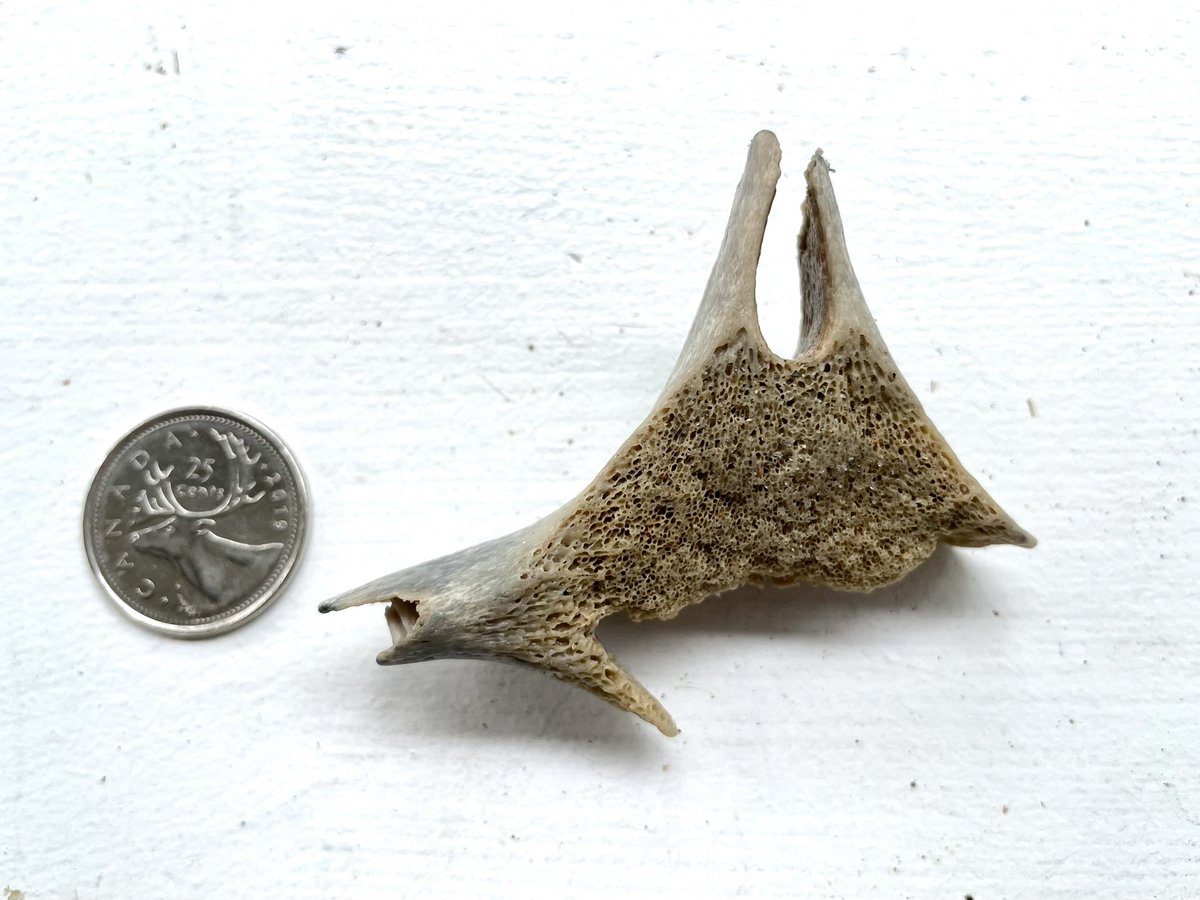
83, 407, 309, 638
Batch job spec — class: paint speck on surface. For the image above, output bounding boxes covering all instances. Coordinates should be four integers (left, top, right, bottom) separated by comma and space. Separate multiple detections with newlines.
335, 46, 348, 55
4, 887, 27, 900
1027, 398, 1037, 417
1002, 804, 1010, 814
929, 380, 938, 392
567, 252, 583, 262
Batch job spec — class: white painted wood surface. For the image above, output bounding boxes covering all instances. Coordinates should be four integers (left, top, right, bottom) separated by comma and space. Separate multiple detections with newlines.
2, 3, 1197, 897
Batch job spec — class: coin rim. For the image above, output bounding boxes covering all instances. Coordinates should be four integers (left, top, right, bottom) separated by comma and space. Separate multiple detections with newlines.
82, 405, 310, 639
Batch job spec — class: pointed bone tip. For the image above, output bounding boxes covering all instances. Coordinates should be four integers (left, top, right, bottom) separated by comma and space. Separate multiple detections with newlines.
375, 647, 400, 665
632, 703, 678, 737
947, 517, 1037, 550
988, 527, 1037, 550
1012, 529, 1038, 549
319, 581, 390, 614
634, 695, 679, 737
319, 565, 425, 614
742, 130, 782, 183
805, 147, 832, 181
749, 129, 780, 155
319, 589, 371, 613
995, 511, 1037, 549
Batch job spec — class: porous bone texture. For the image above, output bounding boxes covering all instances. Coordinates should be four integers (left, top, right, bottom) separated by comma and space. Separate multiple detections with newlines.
531, 329, 1013, 622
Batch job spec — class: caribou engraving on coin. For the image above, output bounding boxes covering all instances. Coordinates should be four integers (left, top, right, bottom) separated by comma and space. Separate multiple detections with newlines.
83, 408, 308, 637
127, 429, 284, 607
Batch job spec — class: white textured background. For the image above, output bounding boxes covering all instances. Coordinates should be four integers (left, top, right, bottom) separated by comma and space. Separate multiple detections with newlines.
2, 2, 1197, 897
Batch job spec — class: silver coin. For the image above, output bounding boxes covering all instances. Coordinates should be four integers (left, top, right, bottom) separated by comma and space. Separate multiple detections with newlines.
83, 407, 309, 638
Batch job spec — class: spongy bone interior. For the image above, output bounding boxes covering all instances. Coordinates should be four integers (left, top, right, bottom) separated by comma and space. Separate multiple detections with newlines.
521, 328, 1021, 635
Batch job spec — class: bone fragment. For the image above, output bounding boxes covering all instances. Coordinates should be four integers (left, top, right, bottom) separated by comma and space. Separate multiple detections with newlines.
321, 131, 1035, 736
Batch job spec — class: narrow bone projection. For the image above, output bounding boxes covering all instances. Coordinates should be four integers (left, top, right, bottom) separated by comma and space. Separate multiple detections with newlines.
321, 131, 1035, 736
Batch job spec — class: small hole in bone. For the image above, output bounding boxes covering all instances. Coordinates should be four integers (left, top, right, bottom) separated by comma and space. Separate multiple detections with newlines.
384, 598, 419, 643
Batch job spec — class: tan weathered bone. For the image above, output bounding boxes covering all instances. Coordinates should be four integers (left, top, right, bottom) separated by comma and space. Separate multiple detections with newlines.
320, 131, 1035, 736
